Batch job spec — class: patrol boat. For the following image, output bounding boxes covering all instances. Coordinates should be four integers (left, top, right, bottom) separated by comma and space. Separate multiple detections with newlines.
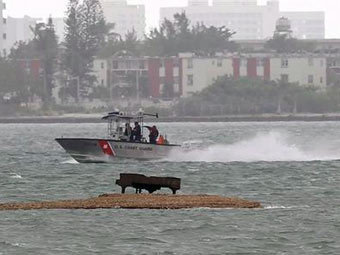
55, 111, 180, 163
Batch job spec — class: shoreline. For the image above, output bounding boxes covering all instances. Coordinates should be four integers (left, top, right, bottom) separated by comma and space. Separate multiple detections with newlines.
1, 114, 340, 123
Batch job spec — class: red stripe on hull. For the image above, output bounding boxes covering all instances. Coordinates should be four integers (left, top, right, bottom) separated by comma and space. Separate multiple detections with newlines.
98, 140, 115, 156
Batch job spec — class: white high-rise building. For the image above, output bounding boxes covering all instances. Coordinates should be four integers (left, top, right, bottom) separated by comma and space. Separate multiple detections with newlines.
51, 18, 65, 42
160, 0, 325, 40
100, 0, 145, 39
5, 16, 39, 51
0, 0, 6, 56
281, 12, 325, 39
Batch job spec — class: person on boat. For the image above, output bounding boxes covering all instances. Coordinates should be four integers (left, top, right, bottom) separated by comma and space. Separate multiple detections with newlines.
149, 125, 159, 144
132, 122, 142, 142
157, 135, 165, 145
124, 123, 132, 141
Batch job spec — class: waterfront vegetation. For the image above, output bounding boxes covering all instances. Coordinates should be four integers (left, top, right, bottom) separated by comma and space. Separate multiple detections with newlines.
176, 77, 340, 116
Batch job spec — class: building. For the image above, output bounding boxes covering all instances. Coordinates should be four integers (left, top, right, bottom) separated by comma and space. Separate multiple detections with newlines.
92, 56, 182, 99
281, 12, 325, 39
51, 18, 65, 42
93, 58, 109, 88
4, 16, 65, 53
0, 0, 6, 56
100, 0, 145, 39
180, 53, 327, 97
5, 16, 40, 52
236, 39, 340, 53
270, 55, 327, 87
327, 55, 340, 86
160, 0, 325, 40
16, 58, 42, 80
181, 53, 234, 96
92, 51, 332, 100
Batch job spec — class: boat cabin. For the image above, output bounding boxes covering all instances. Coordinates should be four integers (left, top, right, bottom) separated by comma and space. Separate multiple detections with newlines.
102, 111, 165, 144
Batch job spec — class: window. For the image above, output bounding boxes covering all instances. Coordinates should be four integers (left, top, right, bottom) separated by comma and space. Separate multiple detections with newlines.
126, 60, 131, 69
240, 59, 247, 67
308, 75, 314, 84
139, 60, 145, 69
217, 59, 223, 67
101, 62, 105, 69
101, 79, 104, 86
174, 76, 180, 85
281, 59, 288, 68
3, 33, 6, 40
320, 59, 324, 67
320, 77, 323, 84
257, 59, 264, 67
308, 58, 314, 66
281, 74, 289, 83
112, 61, 118, 69
187, 75, 193, 86
3, 18, 6, 24
160, 59, 165, 68
187, 59, 193, 69
173, 58, 180, 67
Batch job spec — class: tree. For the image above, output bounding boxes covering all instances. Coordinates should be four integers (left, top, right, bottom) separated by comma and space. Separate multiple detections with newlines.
8, 41, 39, 59
175, 76, 340, 116
63, 0, 108, 101
144, 12, 237, 57
265, 35, 316, 53
0, 58, 41, 105
31, 17, 58, 103
63, 0, 81, 81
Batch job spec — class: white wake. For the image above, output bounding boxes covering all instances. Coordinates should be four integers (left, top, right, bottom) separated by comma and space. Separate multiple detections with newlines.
167, 131, 340, 163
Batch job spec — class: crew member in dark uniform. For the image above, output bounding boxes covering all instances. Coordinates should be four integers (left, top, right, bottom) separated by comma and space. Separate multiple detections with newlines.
132, 122, 142, 142
124, 123, 132, 141
149, 125, 159, 144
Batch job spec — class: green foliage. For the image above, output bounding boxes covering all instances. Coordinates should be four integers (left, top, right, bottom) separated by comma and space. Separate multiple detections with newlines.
144, 12, 237, 57
90, 86, 110, 100
30, 17, 58, 103
176, 76, 340, 116
97, 29, 141, 58
0, 58, 43, 104
63, 0, 109, 99
265, 35, 316, 53
0, 59, 26, 94
8, 41, 39, 59
98, 12, 237, 58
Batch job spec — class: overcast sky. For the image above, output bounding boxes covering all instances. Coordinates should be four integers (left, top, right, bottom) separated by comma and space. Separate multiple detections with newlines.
5, 0, 340, 38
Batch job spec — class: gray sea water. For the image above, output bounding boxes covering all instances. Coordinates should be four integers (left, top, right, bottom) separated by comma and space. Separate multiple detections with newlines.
0, 122, 339, 254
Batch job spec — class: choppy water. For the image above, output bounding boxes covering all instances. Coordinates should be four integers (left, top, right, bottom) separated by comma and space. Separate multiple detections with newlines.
0, 122, 339, 254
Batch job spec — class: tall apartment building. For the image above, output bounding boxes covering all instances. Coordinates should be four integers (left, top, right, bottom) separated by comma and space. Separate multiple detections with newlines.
0, 0, 6, 56
100, 0, 145, 39
5, 16, 40, 51
52, 18, 65, 42
160, 0, 325, 40
281, 12, 325, 39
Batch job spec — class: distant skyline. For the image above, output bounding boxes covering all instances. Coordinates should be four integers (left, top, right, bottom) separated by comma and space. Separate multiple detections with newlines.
5, 0, 340, 38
